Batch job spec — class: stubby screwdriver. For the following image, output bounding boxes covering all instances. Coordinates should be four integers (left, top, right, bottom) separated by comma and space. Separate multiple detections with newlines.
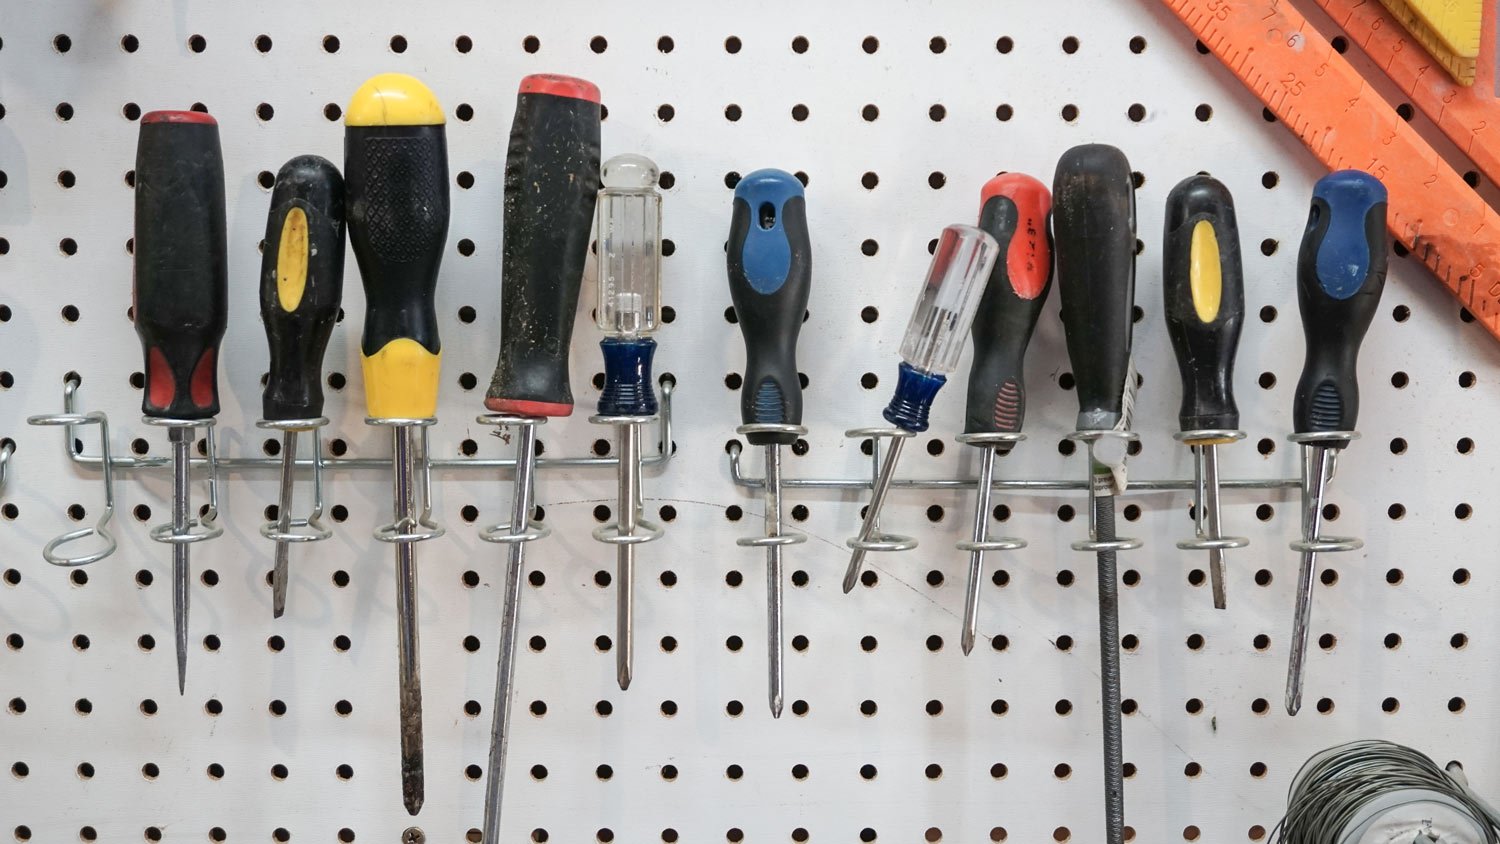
481, 74, 602, 844
590, 153, 666, 691
1053, 143, 1138, 844
1284, 170, 1387, 716
726, 169, 812, 719
842, 225, 1000, 594
1162, 174, 1247, 610
957, 173, 1052, 656
133, 110, 228, 695
257, 155, 345, 619
344, 72, 451, 816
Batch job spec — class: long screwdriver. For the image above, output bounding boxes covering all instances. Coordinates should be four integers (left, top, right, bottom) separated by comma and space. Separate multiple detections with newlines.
133, 110, 228, 695
1162, 174, 1246, 610
344, 72, 450, 816
1053, 143, 1138, 844
1285, 170, 1387, 716
481, 74, 601, 844
958, 173, 1052, 656
727, 169, 812, 719
258, 155, 345, 619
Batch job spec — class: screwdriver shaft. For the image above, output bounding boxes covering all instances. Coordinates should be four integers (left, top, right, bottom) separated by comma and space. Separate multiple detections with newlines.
842, 437, 907, 593
271, 429, 298, 619
764, 443, 785, 719
1285, 443, 1331, 716
1093, 486, 1125, 844
391, 425, 424, 815
170, 427, 192, 695
616, 421, 640, 691
961, 445, 998, 656
483, 422, 540, 843
1202, 443, 1227, 609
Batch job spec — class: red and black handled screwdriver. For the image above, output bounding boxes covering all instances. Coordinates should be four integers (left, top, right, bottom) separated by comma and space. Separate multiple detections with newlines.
957, 173, 1052, 656
258, 155, 345, 619
133, 110, 228, 696
481, 74, 601, 844
1162, 174, 1246, 610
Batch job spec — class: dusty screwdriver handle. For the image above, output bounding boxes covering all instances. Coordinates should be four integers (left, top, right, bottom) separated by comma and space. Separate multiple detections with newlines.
485, 74, 603, 417
1162, 175, 1245, 434
260, 155, 346, 421
965, 173, 1052, 441
1294, 170, 1388, 438
133, 111, 228, 421
727, 169, 812, 447
344, 74, 450, 420
1052, 144, 1137, 431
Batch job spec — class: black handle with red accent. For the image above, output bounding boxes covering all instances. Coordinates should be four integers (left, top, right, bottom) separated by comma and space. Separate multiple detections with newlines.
134, 111, 228, 420
965, 173, 1053, 446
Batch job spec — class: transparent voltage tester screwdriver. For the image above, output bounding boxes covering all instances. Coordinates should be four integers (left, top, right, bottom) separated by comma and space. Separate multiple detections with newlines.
1285, 170, 1388, 716
842, 224, 1000, 593
589, 153, 666, 691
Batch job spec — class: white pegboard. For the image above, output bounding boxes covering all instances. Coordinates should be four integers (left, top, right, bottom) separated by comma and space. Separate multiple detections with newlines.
3, 2, 1500, 842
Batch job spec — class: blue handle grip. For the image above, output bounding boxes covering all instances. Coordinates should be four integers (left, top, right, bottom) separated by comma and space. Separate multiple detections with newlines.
733, 169, 804, 295
1312, 170, 1387, 300
597, 337, 658, 417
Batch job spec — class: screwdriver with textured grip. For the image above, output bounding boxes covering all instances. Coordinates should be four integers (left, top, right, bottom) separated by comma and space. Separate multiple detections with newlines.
343, 72, 450, 816
957, 173, 1052, 656
132, 110, 228, 696
1285, 170, 1387, 716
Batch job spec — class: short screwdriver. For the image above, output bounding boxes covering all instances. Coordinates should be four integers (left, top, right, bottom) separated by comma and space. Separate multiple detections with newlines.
1162, 174, 1246, 610
1285, 170, 1387, 716
344, 72, 451, 816
481, 74, 601, 844
257, 155, 345, 619
133, 110, 228, 695
957, 173, 1052, 656
727, 169, 812, 719
842, 225, 1000, 594
1053, 143, 1138, 844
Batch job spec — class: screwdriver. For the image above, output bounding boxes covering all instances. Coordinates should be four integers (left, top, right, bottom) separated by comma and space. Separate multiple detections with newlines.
1053, 143, 1138, 844
481, 74, 601, 844
257, 155, 345, 619
842, 224, 1000, 593
1162, 174, 1247, 610
344, 72, 450, 816
957, 173, 1052, 656
727, 168, 812, 719
1285, 170, 1387, 716
133, 110, 228, 695
590, 153, 665, 692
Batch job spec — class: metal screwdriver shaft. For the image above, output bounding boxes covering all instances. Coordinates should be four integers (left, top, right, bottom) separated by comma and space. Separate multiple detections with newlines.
1284, 170, 1388, 715
169, 427, 192, 693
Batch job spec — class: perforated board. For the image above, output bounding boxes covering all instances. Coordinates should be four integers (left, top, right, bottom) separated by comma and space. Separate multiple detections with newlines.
2, 2, 1500, 843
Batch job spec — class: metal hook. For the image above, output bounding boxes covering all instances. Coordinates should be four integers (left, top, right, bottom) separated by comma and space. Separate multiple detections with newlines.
0, 438, 13, 498
25, 410, 118, 566
367, 418, 445, 545
255, 419, 333, 544
475, 415, 551, 546
1287, 432, 1364, 554
843, 427, 919, 554
142, 418, 224, 547
1067, 430, 1143, 553
1172, 429, 1251, 554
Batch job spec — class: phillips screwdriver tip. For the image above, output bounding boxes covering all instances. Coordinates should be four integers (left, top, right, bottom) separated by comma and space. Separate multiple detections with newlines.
961, 631, 976, 656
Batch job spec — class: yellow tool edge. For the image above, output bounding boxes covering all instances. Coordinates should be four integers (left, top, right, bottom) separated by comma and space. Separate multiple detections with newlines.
362, 338, 442, 419
1398, 0, 1484, 56
1188, 219, 1223, 324
346, 72, 446, 127
275, 207, 309, 313
1378, 0, 1478, 84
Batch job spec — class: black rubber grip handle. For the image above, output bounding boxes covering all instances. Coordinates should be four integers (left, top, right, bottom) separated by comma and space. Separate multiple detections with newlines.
1052, 144, 1137, 431
133, 111, 228, 421
1162, 174, 1244, 434
1293, 170, 1389, 437
727, 169, 812, 447
485, 75, 602, 417
260, 155, 346, 421
965, 173, 1053, 443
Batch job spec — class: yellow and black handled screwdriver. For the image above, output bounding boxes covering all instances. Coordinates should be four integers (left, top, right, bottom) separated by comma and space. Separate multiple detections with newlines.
133, 110, 228, 695
258, 155, 345, 619
344, 72, 450, 816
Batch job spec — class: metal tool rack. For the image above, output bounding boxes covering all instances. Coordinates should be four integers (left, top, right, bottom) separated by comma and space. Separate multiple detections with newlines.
2, 2, 1499, 842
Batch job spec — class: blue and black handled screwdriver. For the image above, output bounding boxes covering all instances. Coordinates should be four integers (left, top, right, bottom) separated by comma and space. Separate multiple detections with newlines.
1284, 170, 1388, 716
727, 169, 812, 719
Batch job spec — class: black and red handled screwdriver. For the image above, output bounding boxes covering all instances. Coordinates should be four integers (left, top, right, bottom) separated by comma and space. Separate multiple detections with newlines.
133, 110, 228, 696
957, 173, 1052, 656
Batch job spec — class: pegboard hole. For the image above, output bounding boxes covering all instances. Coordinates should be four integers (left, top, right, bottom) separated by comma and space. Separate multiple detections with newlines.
1390, 437, 1408, 455
1451, 632, 1470, 650
389, 34, 408, 53
188, 34, 207, 52
1393, 304, 1411, 322
456, 35, 474, 53
1385, 632, 1402, 649
1130, 36, 1147, 53
1061, 104, 1079, 122
862, 103, 879, 121
523, 35, 540, 53
1382, 697, 1400, 713
996, 104, 1014, 121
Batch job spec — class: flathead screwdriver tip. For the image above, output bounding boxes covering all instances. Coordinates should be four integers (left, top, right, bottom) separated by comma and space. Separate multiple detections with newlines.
403, 767, 424, 816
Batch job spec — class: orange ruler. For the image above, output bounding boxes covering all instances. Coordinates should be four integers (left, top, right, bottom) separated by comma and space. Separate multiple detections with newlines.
1163, 0, 1500, 341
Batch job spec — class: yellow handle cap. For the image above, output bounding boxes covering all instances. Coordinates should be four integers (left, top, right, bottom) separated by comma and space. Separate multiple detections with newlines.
346, 73, 446, 127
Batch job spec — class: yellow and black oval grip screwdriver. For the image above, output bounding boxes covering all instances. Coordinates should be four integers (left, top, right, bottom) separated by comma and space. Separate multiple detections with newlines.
258, 155, 345, 619
343, 72, 450, 817
133, 110, 228, 696
481, 73, 602, 844
1162, 175, 1246, 611
1284, 170, 1387, 717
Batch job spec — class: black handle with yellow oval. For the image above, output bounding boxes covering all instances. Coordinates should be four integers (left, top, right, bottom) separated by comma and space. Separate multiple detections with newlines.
1162, 174, 1244, 436
260, 155, 346, 422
